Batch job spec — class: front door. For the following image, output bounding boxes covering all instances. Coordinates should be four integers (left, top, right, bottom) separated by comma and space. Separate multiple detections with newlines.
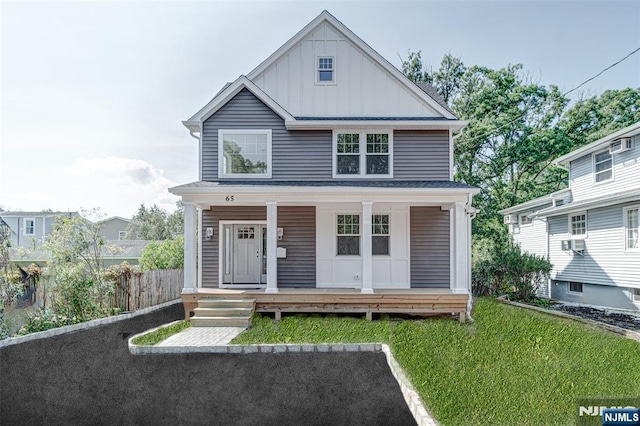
232, 225, 261, 283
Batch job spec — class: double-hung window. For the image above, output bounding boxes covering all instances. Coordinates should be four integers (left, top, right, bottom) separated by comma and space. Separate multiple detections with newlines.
569, 212, 586, 237
337, 215, 360, 255
372, 215, 390, 255
24, 218, 35, 236
318, 57, 334, 83
218, 129, 272, 178
625, 207, 639, 250
593, 150, 613, 183
334, 132, 392, 177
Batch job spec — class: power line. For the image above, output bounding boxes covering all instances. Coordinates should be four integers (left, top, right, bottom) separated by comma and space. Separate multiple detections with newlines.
455, 46, 640, 142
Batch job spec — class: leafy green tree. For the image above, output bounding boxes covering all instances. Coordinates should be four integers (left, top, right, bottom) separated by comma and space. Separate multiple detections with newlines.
126, 203, 183, 240
139, 236, 184, 270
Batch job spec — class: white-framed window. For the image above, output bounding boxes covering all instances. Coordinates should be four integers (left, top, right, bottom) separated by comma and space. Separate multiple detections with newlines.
337, 214, 360, 256
334, 131, 392, 177
23, 218, 35, 236
624, 206, 639, 250
568, 282, 583, 293
118, 231, 126, 240
317, 56, 334, 83
593, 149, 613, 184
569, 212, 587, 237
519, 212, 533, 226
218, 129, 272, 178
631, 288, 640, 303
372, 214, 390, 255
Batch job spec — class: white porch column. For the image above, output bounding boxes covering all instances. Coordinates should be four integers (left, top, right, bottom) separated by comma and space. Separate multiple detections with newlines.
265, 201, 278, 293
183, 203, 197, 294
451, 201, 469, 294
361, 201, 373, 294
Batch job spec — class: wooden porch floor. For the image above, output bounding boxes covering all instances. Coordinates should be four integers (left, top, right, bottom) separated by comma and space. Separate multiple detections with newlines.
182, 288, 469, 322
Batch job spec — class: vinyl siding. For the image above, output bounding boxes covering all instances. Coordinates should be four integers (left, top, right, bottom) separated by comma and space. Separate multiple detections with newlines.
202, 89, 332, 181
394, 131, 449, 180
410, 206, 450, 288
201, 206, 316, 288
569, 135, 640, 202
513, 218, 549, 258
548, 202, 640, 288
276, 206, 316, 288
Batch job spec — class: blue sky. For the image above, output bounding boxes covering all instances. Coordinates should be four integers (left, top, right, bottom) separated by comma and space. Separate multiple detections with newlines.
1, 1, 639, 218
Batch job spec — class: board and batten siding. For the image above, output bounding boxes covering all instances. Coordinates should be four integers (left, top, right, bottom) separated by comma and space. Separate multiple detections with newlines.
202, 88, 332, 181
410, 207, 450, 288
569, 135, 640, 202
201, 206, 316, 288
548, 202, 640, 288
251, 22, 442, 118
394, 131, 449, 180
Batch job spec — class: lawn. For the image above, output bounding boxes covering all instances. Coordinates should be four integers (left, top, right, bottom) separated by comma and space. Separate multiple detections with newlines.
232, 298, 640, 425
131, 320, 190, 345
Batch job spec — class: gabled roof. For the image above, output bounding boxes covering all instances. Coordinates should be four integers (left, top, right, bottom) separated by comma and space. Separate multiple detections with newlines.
555, 121, 640, 166
246, 10, 456, 120
498, 188, 571, 215
0, 211, 78, 217
534, 188, 640, 217
96, 216, 131, 224
183, 76, 295, 132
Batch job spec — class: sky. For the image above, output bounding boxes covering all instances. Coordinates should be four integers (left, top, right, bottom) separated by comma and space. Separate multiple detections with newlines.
1, 0, 639, 218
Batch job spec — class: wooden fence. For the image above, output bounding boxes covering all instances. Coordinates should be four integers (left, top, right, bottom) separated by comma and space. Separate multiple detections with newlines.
33, 269, 183, 312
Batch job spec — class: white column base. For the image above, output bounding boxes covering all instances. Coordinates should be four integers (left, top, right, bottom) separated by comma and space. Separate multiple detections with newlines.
181, 288, 198, 294
264, 287, 279, 294
360, 288, 374, 294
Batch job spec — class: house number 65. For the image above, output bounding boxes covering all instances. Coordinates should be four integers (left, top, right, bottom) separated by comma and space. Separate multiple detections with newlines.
225, 195, 235, 202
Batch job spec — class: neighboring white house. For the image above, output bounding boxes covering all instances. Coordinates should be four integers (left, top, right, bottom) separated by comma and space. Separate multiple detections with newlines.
500, 121, 640, 310
0, 211, 79, 249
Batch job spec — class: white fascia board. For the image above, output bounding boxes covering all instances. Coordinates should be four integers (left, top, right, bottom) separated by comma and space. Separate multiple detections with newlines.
285, 120, 468, 131
498, 188, 571, 215
554, 121, 640, 166
535, 191, 640, 218
246, 10, 457, 120
183, 76, 295, 130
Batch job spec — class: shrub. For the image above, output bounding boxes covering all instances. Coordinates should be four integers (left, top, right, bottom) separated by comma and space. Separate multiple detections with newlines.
139, 236, 184, 270
18, 308, 83, 334
472, 237, 552, 301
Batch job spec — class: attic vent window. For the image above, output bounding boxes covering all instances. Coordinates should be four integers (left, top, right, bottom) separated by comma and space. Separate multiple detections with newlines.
318, 57, 334, 83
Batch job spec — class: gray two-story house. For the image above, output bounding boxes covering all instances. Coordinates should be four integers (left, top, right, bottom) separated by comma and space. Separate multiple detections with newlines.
169, 11, 479, 323
0, 211, 79, 250
501, 121, 640, 310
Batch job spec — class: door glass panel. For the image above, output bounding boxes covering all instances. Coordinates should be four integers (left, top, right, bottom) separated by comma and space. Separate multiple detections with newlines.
237, 226, 255, 239
224, 227, 231, 275
261, 227, 267, 276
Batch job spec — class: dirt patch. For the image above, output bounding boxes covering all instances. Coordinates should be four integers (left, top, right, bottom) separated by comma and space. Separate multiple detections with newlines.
553, 305, 640, 332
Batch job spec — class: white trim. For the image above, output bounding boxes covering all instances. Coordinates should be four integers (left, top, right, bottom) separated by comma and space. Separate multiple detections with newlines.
361, 202, 373, 293
286, 120, 466, 131
245, 11, 457, 120
197, 207, 203, 289
183, 204, 197, 294
623, 205, 640, 251
332, 130, 393, 178
217, 129, 273, 179
316, 55, 336, 85
336, 213, 361, 256
568, 211, 587, 239
218, 220, 268, 287
518, 212, 533, 227
448, 128, 454, 180
266, 202, 278, 293
23, 217, 35, 236
592, 148, 614, 185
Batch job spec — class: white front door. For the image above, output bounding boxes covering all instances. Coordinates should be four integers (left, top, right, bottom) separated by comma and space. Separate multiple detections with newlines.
232, 225, 261, 283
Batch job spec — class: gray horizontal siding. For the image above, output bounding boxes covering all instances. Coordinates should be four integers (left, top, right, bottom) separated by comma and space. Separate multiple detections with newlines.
410, 207, 450, 288
394, 131, 449, 180
277, 206, 316, 288
202, 206, 266, 288
202, 89, 332, 180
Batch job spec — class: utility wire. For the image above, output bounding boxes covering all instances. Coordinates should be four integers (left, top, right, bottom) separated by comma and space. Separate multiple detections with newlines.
454, 46, 640, 142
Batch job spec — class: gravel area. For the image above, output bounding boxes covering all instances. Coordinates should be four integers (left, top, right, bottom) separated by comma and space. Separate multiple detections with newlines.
553, 305, 640, 331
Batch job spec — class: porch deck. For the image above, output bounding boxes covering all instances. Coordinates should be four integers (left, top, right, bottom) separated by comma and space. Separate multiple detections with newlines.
182, 288, 470, 322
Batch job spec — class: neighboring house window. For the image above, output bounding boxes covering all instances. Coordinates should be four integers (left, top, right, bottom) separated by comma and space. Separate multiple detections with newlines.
625, 207, 639, 250
519, 213, 533, 226
593, 150, 613, 183
218, 129, 272, 178
24, 218, 35, 236
568, 282, 583, 293
631, 288, 640, 302
118, 231, 126, 240
569, 212, 586, 237
334, 132, 392, 177
337, 214, 360, 255
372, 214, 390, 255
318, 57, 334, 82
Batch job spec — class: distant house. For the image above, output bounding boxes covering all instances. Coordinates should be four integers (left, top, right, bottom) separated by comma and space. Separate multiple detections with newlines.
501, 121, 640, 310
97, 216, 131, 241
0, 211, 78, 249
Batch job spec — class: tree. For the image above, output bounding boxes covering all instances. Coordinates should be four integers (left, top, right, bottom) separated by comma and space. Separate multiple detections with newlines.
126, 203, 183, 240
139, 237, 184, 270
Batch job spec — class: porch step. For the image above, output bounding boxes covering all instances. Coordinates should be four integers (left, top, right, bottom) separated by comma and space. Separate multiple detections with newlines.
191, 316, 252, 327
191, 298, 256, 327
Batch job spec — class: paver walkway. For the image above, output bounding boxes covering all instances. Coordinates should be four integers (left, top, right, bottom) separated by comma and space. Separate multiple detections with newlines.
157, 326, 245, 346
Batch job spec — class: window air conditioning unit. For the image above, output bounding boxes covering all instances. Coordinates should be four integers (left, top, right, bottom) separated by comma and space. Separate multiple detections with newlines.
561, 240, 572, 251
504, 214, 518, 224
609, 137, 632, 154
571, 239, 586, 251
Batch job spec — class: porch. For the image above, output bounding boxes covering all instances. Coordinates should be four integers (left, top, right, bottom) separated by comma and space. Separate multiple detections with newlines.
182, 287, 470, 322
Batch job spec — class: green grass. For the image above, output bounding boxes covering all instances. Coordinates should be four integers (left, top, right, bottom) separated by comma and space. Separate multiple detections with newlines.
232, 298, 640, 425
131, 320, 191, 346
